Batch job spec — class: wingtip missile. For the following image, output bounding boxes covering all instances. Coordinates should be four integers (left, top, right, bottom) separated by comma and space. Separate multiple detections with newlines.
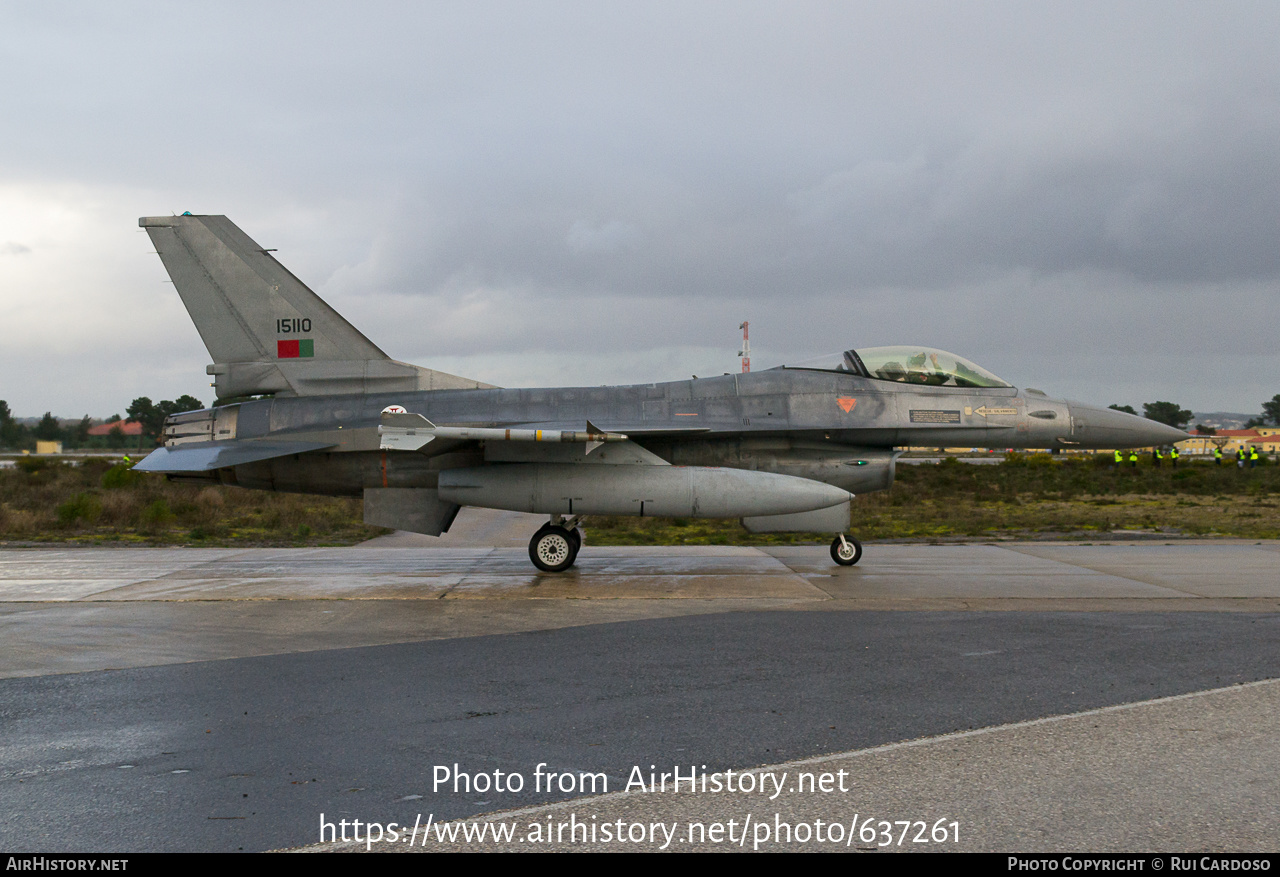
379, 408, 627, 451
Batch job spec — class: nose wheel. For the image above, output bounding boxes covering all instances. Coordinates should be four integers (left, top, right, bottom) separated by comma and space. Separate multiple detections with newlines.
528, 518, 583, 572
831, 534, 862, 566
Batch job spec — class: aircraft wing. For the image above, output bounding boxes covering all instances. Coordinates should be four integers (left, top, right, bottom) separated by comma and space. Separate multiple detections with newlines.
493, 420, 712, 437
595, 426, 712, 436
134, 440, 338, 473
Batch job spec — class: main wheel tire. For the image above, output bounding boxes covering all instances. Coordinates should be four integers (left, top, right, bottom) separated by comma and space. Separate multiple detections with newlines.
830, 534, 862, 566
568, 527, 583, 551
529, 526, 578, 572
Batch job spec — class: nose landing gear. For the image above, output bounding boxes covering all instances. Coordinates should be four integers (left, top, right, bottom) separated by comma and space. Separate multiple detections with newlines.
830, 533, 862, 566
528, 516, 584, 572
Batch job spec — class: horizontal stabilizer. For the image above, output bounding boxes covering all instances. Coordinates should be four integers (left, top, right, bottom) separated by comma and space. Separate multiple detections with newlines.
134, 440, 336, 473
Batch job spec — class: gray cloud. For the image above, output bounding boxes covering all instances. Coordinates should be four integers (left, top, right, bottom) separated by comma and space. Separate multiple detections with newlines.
1, 2, 1278, 415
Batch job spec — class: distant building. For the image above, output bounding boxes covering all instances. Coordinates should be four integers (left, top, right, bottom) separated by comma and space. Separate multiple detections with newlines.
1179, 429, 1279, 455
87, 421, 143, 436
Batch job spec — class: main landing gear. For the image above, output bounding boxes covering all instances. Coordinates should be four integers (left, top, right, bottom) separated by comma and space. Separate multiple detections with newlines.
527, 517, 859, 571
830, 533, 862, 566
528, 516, 584, 572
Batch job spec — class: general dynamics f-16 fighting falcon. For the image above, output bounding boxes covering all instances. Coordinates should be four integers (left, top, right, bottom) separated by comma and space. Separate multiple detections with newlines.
135, 214, 1188, 571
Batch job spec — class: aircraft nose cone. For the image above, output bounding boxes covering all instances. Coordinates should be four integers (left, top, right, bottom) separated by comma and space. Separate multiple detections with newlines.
1067, 403, 1190, 449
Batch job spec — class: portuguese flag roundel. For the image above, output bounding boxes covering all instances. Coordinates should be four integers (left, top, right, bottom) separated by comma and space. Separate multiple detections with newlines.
277, 339, 314, 358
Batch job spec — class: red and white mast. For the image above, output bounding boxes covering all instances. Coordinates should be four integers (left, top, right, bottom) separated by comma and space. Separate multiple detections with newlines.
738, 321, 750, 373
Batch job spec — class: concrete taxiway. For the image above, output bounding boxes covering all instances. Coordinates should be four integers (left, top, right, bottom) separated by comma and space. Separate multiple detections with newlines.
2, 508, 1278, 852
317, 679, 1280, 853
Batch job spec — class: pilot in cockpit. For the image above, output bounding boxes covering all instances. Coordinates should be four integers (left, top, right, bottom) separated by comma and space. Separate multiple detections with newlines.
803, 347, 1012, 390
907, 351, 948, 385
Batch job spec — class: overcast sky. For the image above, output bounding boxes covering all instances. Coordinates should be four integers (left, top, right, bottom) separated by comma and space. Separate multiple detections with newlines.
2, 1, 1277, 417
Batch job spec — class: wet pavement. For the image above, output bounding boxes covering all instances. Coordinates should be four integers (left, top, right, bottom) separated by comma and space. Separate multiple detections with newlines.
2, 513, 1277, 852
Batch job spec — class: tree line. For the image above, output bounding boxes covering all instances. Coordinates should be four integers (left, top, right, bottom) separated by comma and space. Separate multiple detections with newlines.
0, 396, 204, 451
1109, 396, 1280, 432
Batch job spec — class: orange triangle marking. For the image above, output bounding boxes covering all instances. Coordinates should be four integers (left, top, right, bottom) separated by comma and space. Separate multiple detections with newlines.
837, 397, 857, 413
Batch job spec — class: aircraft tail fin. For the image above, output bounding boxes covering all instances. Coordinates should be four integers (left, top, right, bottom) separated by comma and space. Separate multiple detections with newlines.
140, 214, 495, 398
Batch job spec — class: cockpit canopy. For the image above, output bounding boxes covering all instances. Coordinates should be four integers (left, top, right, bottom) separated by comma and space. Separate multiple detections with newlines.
789, 346, 1012, 388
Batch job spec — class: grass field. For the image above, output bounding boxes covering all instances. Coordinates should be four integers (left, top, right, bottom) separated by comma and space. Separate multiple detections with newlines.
1, 453, 1277, 547
591, 454, 1280, 544
0, 458, 382, 546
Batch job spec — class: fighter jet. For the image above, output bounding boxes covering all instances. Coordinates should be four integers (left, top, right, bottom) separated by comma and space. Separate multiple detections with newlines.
135, 215, 1188, 570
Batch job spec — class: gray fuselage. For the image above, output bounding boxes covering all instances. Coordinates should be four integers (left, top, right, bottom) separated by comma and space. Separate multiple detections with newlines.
173, 366, 1170, 499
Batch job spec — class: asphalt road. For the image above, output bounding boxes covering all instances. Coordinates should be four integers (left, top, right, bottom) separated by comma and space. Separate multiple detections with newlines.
2, 522, 1278, 853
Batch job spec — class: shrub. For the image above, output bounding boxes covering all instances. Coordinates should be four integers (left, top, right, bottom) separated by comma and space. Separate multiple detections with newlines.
140, 498, 173, 527
101, 463, 144, 490
57, 493, 102, 525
